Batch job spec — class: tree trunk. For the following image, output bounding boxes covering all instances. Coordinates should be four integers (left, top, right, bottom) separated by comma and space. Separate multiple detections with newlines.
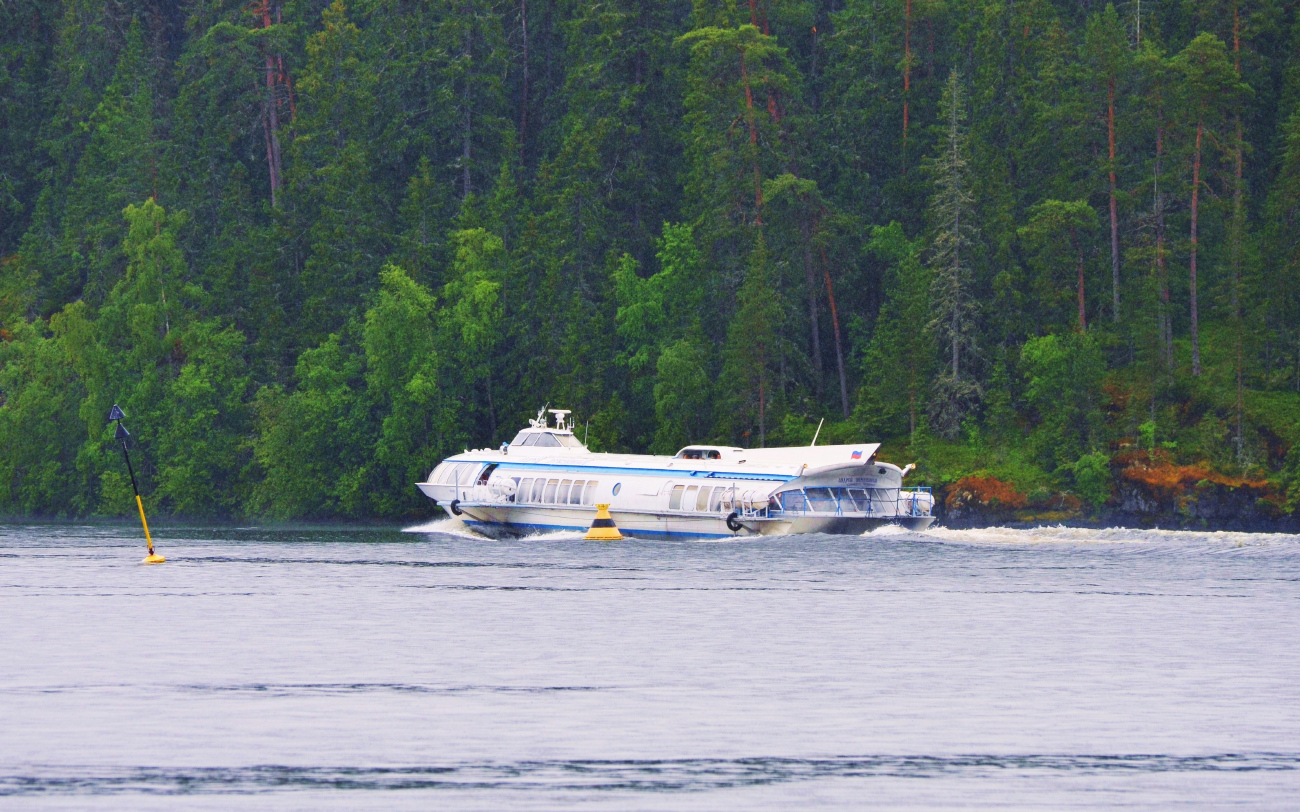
1108, 77, 1119, 322
903, 0, 911, 164
1232, 6, 1244, 458
908, 388, 916, 443
1190, 118, 1203, 376
518, 0, 528, 161
1074, 228, 1086, 331
1154, 117, 1171, 370
822, 251, 850, 418
462, 4, 473, 200
260, 2, 282, 206
740, 51, 763, 224
951, 150, 961, 381
802, 217, 822, 394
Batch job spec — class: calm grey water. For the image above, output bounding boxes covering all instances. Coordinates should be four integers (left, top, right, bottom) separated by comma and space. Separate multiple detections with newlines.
2, 520, 1299, 810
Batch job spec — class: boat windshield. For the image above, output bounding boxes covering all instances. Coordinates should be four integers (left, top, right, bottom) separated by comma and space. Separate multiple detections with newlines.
510, 431, 584, 448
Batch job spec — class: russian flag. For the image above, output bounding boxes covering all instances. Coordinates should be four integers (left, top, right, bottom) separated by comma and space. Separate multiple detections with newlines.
851, 449, 862, 459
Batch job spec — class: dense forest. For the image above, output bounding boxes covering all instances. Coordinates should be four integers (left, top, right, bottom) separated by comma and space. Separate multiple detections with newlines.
2, 0, 1300, 523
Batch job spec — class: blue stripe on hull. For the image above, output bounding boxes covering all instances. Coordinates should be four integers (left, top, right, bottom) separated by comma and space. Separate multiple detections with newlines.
461, 519, 736, 540
447, 460, 794, 482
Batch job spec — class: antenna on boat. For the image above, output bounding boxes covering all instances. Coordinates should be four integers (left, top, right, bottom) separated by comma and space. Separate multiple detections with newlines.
810, 418, 824, 447
548, 409, 571, 432
585, 420, 590, 447
530, 403, 549, 428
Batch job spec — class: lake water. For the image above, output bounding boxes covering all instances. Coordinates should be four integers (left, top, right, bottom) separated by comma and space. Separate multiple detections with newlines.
2, 520, 1299, 810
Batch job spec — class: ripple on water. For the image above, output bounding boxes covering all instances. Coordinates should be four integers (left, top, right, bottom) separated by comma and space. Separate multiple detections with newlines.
4, 753, 1299, 797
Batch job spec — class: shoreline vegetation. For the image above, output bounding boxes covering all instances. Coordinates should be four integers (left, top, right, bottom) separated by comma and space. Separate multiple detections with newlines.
3, 2, 1300, 529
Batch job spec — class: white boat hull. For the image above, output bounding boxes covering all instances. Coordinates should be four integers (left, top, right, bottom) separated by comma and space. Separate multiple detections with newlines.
418, 415, 935, 540
453, 503, 935, 539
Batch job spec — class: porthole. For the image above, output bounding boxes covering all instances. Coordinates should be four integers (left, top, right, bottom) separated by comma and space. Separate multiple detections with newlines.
612, 483, 622, 496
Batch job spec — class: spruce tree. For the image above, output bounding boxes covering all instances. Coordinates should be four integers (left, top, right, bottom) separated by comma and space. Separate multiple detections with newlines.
925, 70, 980, 439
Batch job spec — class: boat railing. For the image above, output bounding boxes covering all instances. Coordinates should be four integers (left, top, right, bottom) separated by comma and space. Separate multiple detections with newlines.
897, 487, 933, 517
765, 486, 933, 518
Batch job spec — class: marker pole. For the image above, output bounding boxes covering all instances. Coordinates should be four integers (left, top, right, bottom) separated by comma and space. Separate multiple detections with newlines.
113, 410, 165, 563
116, 427, 164, 564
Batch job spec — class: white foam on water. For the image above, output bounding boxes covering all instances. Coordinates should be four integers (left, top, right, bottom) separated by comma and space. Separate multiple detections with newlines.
401, 517, 592, 542
919, 523, 1300, 548
516, 528, 590, 541
401, 516, 483, 537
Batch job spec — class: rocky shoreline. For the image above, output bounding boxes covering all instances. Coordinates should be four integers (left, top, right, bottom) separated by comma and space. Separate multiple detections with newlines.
933, 452, 1298, 532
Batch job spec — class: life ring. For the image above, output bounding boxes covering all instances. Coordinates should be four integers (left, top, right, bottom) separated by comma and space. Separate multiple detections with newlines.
449, 499, 463, 516
726, 512, 743, 532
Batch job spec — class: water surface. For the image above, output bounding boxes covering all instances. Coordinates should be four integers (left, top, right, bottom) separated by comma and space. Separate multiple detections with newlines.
2, 521, 1299, 809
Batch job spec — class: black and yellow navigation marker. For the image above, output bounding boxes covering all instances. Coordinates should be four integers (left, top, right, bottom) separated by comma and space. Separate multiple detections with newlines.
108, 404, 165, 564
584, 503, 623, 541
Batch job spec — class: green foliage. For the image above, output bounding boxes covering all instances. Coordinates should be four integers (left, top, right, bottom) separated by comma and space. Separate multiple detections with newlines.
1020, 332, 1105, 470
1018, 200, 1100, 331
2, 0, 1300, 520
855, 223, 933, 442
652, 335, 712, 454
1072, 451, 1113, 509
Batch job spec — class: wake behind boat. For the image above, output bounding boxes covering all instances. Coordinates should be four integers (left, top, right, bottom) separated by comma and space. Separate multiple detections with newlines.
418, 409, 935, 539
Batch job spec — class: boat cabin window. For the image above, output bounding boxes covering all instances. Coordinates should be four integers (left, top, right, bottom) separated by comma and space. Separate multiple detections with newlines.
557, 433, 584, 448
535, 433, 562, 447
521, 433, 540, 446
676, 447, 721, 460
557, 480, 573, 503
669, 485, 684, 510
583, 482, 597, 505
709, 488, 726, 512
696, 486, 712, 512
806, 487, 838, 512
543, 479, 559, 502
519, 478, 534, 502
476, 464, 497, 485
531, 479, 545, 502
568, 481, 584, 505
683, 485, 698, 511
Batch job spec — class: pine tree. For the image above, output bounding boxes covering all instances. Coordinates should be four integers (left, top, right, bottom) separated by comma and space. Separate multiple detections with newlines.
855, 222, 934, 443
720, 233, 782, 446
925, 70, 980, 439
1172, 33, 1250, 376
1080, 4, 1131, 323
1018, 199, 1100, 332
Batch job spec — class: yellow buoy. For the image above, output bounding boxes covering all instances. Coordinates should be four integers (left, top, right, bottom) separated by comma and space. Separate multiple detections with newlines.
584, 503, 623, 541
137, 495, 165, 564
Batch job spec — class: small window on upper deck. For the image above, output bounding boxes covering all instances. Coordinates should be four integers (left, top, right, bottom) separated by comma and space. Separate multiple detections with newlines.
535, 433, 562, 447
520, 433, 540, 446
511, 431, 530, 446
556, 433, 584, 448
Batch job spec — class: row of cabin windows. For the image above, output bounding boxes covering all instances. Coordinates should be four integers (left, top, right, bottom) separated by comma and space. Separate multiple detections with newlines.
516, 478, 598, 506
668, 484, 735, 513
433, 462, 481, 486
